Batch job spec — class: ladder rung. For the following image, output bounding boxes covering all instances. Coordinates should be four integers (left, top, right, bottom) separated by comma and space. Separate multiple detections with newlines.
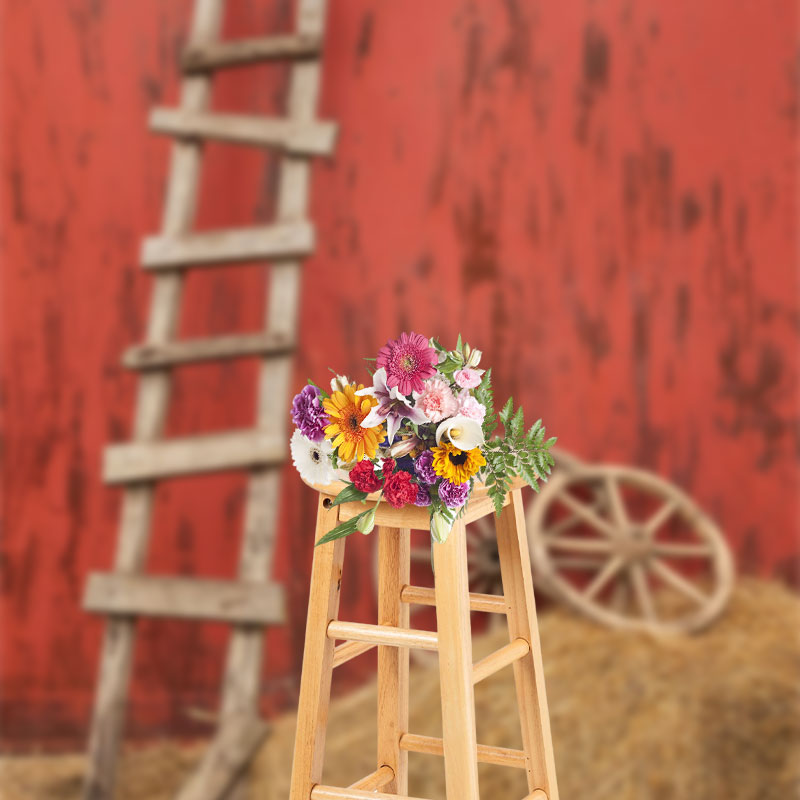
348, 765, 394, 791
123, 332, 294, 370
400, 585, 507, 614
141, 222, 313, 270
150, 108, 338, 156
399, 733, 527, 769
525, 791, 548, 800
472, 638, 530, 684
332, 640, 376, 668
182, 33, 322, 71
104, 429, 285, 484
312, 787, 430, 800
83, 573, 285, 625
327, 621, 438, 652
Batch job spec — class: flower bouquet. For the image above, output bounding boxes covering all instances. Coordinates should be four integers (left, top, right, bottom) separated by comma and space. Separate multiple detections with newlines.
290, 332, 556, 546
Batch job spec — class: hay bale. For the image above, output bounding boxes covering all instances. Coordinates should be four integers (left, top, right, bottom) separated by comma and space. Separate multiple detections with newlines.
252, 579, 800, 800
2, 580, 798, 800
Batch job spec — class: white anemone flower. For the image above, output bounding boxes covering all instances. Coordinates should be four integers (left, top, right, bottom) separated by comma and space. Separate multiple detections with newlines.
290, 429, 336, 485
435, 415, 485, 451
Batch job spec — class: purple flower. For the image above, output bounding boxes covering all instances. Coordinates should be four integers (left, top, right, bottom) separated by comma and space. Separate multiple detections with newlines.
291, 384, 329, 442
438, 479, 470, 509
414, 450, 437, 485
414, 484, 432, 507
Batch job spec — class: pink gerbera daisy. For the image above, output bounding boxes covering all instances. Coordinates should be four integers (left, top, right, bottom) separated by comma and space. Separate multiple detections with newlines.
376, 332, 438, 395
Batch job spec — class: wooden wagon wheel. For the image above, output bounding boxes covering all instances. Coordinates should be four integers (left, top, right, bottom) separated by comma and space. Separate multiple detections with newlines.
526, 464, 734, 634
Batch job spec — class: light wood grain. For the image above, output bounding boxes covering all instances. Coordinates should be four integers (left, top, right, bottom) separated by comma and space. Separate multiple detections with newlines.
289, 498, 346, 800
81, 2, 225, 797
472, 637, 530, 685
524, 791, 549, 800
332, 640, 375, 668
399, 733, 527, 769
311, 786, 430, 800
183, 33, 322, 71
151, 108, 337, 155
377, 526, 410, 795
326, 620, 438, 652
141, 221, 313, 269
432, 519, 480, 800
400, 585, 507, 614
104, 429, 284, 484
83, 573, 284, 625
496, 490, 560, 800
348, 765, 394, 791
123, 331, 293, 369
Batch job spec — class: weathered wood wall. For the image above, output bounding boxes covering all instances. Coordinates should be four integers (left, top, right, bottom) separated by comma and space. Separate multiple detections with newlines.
1, 0, 797, 747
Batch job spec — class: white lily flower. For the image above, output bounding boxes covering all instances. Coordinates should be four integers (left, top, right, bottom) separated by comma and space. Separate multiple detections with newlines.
355, 367, 427, 443
435, 415, 485, 450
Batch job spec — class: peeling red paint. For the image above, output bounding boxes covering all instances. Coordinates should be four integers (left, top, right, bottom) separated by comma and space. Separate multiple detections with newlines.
1, 0, 798, 748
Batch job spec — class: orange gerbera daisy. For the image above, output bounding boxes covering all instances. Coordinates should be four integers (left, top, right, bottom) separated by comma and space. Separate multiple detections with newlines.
323, 383, 383, 462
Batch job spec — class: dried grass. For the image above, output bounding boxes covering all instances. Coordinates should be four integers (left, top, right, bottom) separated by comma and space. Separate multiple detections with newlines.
3, 579, 799, 800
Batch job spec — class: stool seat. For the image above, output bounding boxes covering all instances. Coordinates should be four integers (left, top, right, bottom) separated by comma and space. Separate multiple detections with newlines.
289, 483, 559, 800
301, 475, 528, 530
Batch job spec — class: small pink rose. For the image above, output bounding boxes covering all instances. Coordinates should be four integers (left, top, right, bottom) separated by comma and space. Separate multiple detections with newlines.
454, 368, 483, 389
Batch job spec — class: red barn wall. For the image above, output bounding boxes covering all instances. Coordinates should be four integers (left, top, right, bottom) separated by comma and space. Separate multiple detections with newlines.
1, 0, 797, 747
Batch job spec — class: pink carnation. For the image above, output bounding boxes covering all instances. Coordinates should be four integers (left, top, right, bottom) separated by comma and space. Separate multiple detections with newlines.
457, 392, 486, 424
454, 368, 483, 389
416, 377, 458, 422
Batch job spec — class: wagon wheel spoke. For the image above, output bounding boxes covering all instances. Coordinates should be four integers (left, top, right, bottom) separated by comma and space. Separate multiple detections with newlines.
630, 562, 657, 621
550, 556, 608, 570
644, 498, 679, 537
610, 572, 631, 614
557, 491, 616, 538
544, 536, 614, 554
546, 494, 607, 537
584, 555, 625, 600
652, 542, 713, 558
605, 475, 629, 528
649, 558, 708, 606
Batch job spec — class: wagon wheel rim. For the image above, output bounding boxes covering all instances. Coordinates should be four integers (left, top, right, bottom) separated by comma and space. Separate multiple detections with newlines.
526, 465, 734, 634
371, 517, 506, 666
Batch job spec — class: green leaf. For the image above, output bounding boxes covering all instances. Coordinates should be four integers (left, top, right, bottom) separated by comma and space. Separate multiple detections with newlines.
499, 397, 514, 428
315, 510, 373, 546
330, 484, 370, 507
510, 406, 525, 439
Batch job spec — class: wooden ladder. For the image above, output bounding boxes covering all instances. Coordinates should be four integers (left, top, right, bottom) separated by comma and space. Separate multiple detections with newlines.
289, 487, 559, 800
81, 1, 335, 798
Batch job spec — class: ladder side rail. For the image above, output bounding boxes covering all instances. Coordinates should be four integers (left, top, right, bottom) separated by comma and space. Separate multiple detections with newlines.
82, 2, 225, 798
217, 5, 331, 799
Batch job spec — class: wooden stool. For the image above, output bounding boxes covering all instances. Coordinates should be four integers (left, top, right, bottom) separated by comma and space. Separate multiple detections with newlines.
289, 480, 559, 800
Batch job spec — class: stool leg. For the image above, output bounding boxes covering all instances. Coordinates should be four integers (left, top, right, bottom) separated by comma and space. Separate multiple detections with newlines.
289, 498, 346, 800
495, 490, 559, 800
377, 526, 410, 794
433, 519, 480, 800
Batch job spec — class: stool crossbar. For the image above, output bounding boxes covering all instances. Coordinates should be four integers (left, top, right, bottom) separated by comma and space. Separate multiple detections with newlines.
289, 483, 559, 800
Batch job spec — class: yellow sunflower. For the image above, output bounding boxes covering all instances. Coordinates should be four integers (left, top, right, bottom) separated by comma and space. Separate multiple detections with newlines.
323, 383, 383, 462
431, 442, 486, 484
